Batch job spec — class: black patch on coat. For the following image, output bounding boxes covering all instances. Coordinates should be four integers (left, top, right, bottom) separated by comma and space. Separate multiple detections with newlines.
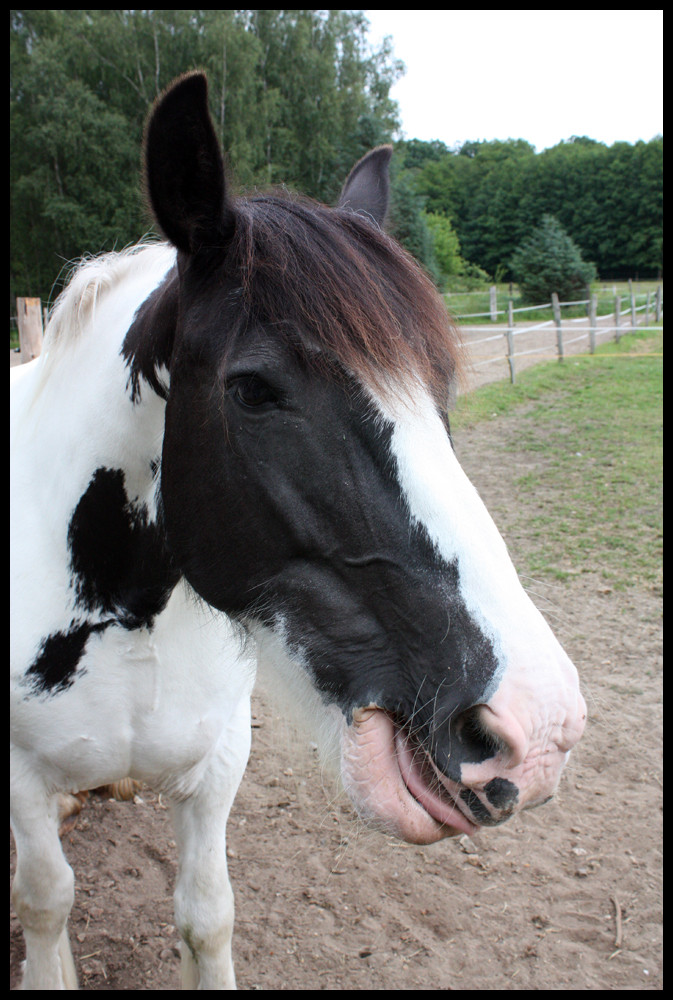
459, 789, 501, 826
25, 467, 179, 697
459, 779, 519, 826
68, 466, 179, 629
24, 469, 178, 698
25, 620, 107, 695
160, 322, 502, 780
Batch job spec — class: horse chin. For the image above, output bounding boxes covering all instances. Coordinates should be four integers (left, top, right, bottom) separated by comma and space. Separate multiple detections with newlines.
340, 706, 478, 844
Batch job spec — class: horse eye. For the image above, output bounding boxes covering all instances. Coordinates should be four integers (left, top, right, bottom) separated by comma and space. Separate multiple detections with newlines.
230, 375, 278, 409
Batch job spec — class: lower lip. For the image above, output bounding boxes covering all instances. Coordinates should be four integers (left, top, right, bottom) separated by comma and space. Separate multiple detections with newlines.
394, 727, 478, 836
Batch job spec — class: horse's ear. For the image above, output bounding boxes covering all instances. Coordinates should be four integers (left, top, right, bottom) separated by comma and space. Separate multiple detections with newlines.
337, 145, 393, 226
144, 72, 236, 255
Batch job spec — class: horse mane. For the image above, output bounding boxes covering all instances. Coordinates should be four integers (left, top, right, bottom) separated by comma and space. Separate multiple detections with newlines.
40, 241, 176, 363
226, 193, 466, 406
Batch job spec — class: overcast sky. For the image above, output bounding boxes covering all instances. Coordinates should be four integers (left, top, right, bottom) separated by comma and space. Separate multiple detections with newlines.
363, 10, 663, 152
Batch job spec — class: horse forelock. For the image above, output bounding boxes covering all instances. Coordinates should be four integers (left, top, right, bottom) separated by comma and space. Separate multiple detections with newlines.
36, 199, 463, 411
225, 194, 466, 407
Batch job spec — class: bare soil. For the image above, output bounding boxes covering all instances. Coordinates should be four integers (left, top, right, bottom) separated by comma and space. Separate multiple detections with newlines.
10, 365, 662, 990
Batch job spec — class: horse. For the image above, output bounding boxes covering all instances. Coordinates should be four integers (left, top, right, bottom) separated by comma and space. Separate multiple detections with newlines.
10, 72, 586, 990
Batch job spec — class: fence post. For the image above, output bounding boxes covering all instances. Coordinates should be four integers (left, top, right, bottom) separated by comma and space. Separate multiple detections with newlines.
551, 292, 563, 361
628, 279, 637, 330
489, 285, 497, 322
506, 299, 516, 383
589, 293, 597, 354
614, 295, 621, 342
655, 284, 662, 321
16, 297, 43, 363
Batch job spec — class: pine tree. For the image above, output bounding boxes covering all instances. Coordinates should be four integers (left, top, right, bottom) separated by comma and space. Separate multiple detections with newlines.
510, 215, 596, 304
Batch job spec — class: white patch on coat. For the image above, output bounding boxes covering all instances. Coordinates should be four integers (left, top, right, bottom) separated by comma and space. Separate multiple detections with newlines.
374, 385, 585, 776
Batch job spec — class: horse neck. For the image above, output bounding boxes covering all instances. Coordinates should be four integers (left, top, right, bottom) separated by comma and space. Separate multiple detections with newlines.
15, 247, 175, 518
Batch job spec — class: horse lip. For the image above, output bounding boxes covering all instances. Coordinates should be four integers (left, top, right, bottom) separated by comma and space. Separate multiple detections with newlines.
349, 707, 505, 833
351, 705, 380, 725
391, 716, 480, 833
343, 705, 477, 842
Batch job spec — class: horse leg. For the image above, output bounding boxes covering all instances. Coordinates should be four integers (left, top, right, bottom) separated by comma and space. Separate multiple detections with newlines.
172, 784, 240, 990
11, 768, 78, 990
171, 700, 252, 991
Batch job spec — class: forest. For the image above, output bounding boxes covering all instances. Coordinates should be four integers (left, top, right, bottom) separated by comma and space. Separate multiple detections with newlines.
10, 10, 663, 305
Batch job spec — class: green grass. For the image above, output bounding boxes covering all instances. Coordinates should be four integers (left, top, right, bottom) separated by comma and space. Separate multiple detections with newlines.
452, 328, 663, 591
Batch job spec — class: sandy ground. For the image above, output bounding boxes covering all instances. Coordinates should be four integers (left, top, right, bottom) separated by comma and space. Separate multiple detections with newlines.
10, 316, 662, 989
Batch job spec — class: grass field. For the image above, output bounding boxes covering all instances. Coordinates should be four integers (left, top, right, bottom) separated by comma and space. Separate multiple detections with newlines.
452, 327, 663, 591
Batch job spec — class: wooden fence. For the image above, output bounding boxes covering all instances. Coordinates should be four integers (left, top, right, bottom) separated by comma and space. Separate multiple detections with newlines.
454, 283, 663, 385
13, 297, 45, 364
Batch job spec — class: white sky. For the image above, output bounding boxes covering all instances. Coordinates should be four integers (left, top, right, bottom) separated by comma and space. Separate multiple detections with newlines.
364, 9, 663, 152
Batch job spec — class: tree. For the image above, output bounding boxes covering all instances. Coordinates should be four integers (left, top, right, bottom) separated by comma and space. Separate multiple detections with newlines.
388, 169, 440, 285
10, 10, 403, 302
10, 13, 142, 303
510, 215, 596, 304
411, 134, 662, 281
423, 212, 461, 276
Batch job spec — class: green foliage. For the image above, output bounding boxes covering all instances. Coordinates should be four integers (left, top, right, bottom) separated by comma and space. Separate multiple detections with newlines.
511, 215, 596, 304
391, 143, 475, 288
510, 215, 597, 304
10, 12, 663, 303
387, 170, 440, 285
423, 213, 463, 278
10, 9, 403, 302
410, 135, 662, 281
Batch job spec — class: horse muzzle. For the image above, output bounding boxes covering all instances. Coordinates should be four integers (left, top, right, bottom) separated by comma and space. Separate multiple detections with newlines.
340, 693, 586, 844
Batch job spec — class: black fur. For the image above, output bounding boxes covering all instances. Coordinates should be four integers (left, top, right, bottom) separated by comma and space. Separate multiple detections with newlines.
68, 467, 178, 628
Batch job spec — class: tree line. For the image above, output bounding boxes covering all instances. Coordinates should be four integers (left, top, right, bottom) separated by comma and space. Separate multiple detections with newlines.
395, 133, 662, 288
10, 10, 662, 306
10, 9, 401, 303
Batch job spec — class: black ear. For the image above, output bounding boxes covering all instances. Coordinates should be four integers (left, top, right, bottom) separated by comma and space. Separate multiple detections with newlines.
337, 145, 393, 226
144, 72, 236, 254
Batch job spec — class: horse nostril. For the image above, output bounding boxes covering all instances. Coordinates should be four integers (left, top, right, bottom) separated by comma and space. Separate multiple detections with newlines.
429, 706, 502, 782
455, 705, 508, 758
436, 703, 528, 782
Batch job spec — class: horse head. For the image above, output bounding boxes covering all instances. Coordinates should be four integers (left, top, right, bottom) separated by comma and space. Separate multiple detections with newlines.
134, 72, 585, 844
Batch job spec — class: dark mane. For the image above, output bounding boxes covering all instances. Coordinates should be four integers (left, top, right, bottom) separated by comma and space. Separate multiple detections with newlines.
225, 193, 465, 406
